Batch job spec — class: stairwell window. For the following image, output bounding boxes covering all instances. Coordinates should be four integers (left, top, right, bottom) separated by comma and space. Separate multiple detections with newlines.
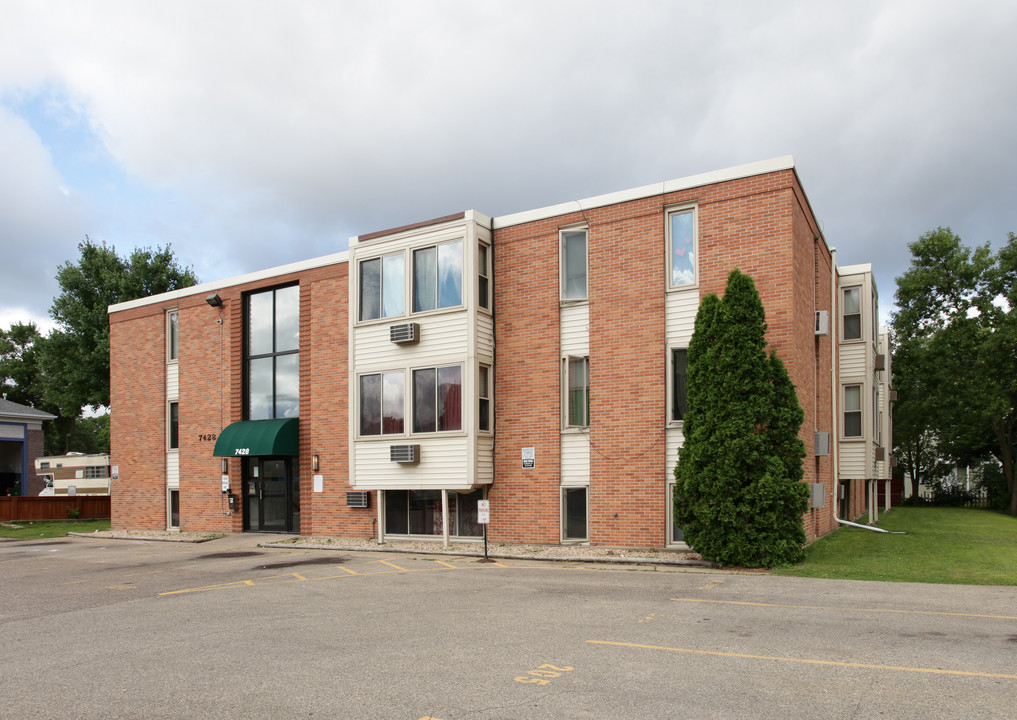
565, 356, 590, 428
668, 207, 697, 288
561, 228, 588, 301
671, 348, 689, 422
167, 310, 178, 361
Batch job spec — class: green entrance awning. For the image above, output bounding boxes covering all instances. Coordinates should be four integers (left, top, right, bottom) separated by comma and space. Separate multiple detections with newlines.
213, 418, 299, 457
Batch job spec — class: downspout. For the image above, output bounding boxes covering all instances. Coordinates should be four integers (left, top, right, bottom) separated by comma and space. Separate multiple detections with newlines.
830, 247, 839, 522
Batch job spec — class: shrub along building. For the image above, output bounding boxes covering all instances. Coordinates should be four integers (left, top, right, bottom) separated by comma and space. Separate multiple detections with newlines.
108, 156, 892, 547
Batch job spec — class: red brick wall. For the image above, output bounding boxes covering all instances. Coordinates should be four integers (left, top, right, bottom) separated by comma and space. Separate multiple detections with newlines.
110, 308, 168, 529
491, 216, 564, 543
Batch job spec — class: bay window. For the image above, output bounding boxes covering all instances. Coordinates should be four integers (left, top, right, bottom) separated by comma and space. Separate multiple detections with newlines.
414, 240, 463, 312
413, 365, 462, 433
843, 287, 861, 340
360, 253, 405, 321
359, 371, 405, 436
844, 385, 862, 437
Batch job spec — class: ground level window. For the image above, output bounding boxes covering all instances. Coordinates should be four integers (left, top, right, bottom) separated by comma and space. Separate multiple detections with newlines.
384, 489, 483, 537
169, 489, 179, 528
562, 487, 588, 542
668, 481, 684, 544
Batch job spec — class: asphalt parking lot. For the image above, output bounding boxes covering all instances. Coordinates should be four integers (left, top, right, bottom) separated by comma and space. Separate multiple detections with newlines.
2, 534, 1015, 719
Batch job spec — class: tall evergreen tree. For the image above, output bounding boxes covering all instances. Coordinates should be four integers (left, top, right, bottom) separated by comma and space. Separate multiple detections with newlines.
674, 269, 809, 567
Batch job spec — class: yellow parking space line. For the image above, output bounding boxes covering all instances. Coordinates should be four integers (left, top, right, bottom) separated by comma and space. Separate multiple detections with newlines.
160, 579, 255, 596
670, 597, 1017, 621
432, 560, 458, 569
292, 573, 308, 581
335, 566, 360, 575
371, 559, 408, 572
587, 640, 1017, 680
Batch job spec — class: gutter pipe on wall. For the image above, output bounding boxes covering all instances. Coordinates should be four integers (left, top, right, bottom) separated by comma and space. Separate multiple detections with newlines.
836, 516, 905, 534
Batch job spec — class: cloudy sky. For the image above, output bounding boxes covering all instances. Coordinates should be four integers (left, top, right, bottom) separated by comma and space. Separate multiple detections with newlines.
2, 0, 1016, 331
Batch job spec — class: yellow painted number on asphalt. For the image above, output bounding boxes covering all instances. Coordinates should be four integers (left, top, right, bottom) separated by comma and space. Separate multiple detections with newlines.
515, 664, 574, 685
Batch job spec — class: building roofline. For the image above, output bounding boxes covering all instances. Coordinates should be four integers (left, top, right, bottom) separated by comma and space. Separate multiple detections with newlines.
492, 155, 796, 229
108, 251, 349, 314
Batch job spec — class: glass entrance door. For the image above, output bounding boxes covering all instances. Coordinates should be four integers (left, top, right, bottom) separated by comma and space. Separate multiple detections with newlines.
244, 457, 299, 533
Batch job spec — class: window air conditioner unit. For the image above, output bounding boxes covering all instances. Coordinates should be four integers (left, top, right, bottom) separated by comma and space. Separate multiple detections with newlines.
810, 483, 826, 509
815, 310, 829, 336
889, 455, 898, 468
346, 491, 370, 508
889, 389, 898, 402
390, 444, 420, 463
389, 322, 420, 344
814, 432, 830, 457
875, 446, 885, 461
874, 354, 886, 371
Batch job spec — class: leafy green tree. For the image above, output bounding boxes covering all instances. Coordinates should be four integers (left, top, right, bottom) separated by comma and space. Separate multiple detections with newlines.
42, 237, 197, 415
892, 228, 1017, 516
674, 269, 809, 568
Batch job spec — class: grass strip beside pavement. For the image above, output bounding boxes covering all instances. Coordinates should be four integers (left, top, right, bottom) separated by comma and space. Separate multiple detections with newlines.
774, 507, 1017, 585
0, 519, 112, 539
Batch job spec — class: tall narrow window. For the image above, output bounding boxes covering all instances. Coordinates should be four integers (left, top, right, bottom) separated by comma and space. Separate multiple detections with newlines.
245, 285, 300, 420
844, 385, 862, 437
414, 240, 463, 312
668, 208, 696, 288
669, 481, 685, 544
843, 287, 861, 340
359, 372, 405, 436
671, 348, 689, 422
566, 357, 590, 427
359, 253, 404, 321
168, 402, 179, 449
478, 365, 491, 432
167, 310, 179, 361
413, 366, 462, 433
561, 229, 587, 300
478, 243, 491, 310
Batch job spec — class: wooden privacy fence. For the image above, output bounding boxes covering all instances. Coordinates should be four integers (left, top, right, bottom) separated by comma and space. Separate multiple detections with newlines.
0, 496, 111, 522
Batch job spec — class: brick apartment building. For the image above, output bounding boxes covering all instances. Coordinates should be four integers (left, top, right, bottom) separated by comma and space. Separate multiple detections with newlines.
108, 156, 892, 547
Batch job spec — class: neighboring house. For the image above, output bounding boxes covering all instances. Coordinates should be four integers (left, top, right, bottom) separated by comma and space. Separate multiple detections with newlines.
36, 453, 112, 496
108, 156, 890, 546
0, 397, 55, 496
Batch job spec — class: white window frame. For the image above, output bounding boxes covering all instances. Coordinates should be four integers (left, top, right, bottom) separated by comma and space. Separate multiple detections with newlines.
561, 485, 589, 543
412, 364, 465, 434
667, 205, 698, 290
668, 347, 689, 425
478, 364, 492, 433
560, 226, 588, 302
168, 488, 179, 530
842, 287, 862, 341
563, 356, 590, 429
413, 239, 464, 314
667, 480, 686, 547
358, 252, 406, 323
357, 370, 406, 438
168, 401, 179, 450
843, 384, 863, 438
478, 241, 492, 312
167, 309, 179, 362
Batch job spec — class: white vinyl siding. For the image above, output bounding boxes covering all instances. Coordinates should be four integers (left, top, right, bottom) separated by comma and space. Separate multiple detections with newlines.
476, 436, 494, 484
353, 436, 473, 490
665, 290, 698, 346
561, 433, 590, 487
355, 313, 470, 368
166, 451, 179, 490
166, 362, 179, 401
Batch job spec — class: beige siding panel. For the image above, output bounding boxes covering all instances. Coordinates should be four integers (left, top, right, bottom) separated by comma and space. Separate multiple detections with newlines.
477, 313, 494, 360
353, 437, 474, 490
166, 451, 179, 490
561, 431, 590, 486
560, 303, 589, 356
354, 313, 470, 370
666, 290, 699, 346
665, 427, 685, 479
166, 363, 179, 401
839, 442, 866, 479
839, 344, 867, 377
476, 436, 494, 484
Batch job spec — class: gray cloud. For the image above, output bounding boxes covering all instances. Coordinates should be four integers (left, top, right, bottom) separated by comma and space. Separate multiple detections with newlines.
2, 0, 1016, 328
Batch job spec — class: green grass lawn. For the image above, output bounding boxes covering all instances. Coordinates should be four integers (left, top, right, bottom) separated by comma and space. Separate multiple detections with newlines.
0, 519, 111, 539
774, 507, 1017, 585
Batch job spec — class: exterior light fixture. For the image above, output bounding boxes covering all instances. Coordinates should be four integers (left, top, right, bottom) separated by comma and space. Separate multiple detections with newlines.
221, 458, 228, 474
206, 293, 223, 307
312, 454, 320, 472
